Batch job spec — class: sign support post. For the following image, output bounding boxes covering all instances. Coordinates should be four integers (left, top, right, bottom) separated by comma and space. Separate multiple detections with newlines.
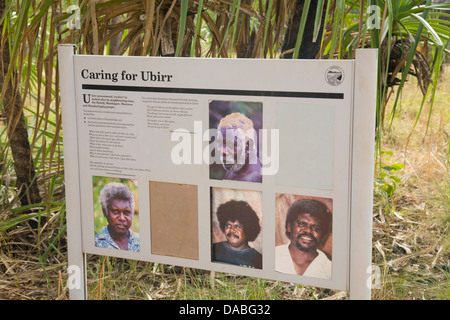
58, 44, 87, 300
349, 48, 378, 300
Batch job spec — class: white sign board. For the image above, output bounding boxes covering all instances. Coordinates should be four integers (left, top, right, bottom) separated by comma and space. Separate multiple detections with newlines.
58, 45, 377, 300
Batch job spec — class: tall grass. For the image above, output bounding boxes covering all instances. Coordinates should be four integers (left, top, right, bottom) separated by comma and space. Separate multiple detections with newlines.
371, 65, 449, 300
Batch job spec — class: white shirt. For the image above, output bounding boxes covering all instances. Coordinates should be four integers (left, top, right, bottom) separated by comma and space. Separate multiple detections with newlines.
275, 244, 332, 279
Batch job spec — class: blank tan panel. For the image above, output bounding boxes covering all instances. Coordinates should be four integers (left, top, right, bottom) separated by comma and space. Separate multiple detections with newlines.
149, 181, 199, 260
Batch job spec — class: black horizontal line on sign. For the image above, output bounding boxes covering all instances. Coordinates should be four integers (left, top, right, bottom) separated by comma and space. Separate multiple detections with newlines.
82, 84, 344, 100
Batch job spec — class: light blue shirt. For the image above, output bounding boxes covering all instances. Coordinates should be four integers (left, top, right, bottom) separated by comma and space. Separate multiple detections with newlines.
95, 226, 140, 252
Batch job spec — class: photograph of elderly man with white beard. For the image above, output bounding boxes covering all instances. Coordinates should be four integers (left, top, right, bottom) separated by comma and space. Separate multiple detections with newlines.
209, 100, 262, 183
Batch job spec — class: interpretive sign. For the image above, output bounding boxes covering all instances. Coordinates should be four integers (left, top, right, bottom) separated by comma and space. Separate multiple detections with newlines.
58, 45, 377, 300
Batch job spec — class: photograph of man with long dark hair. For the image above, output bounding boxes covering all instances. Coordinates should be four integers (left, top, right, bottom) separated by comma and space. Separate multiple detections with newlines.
211, 188, 262, 269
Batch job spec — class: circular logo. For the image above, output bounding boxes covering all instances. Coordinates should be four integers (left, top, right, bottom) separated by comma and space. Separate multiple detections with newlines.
325, 66, 344, 86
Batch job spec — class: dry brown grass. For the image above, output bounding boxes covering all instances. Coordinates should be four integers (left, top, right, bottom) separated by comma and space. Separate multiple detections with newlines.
0, 222, 66, 300
371, 65, 449, 300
